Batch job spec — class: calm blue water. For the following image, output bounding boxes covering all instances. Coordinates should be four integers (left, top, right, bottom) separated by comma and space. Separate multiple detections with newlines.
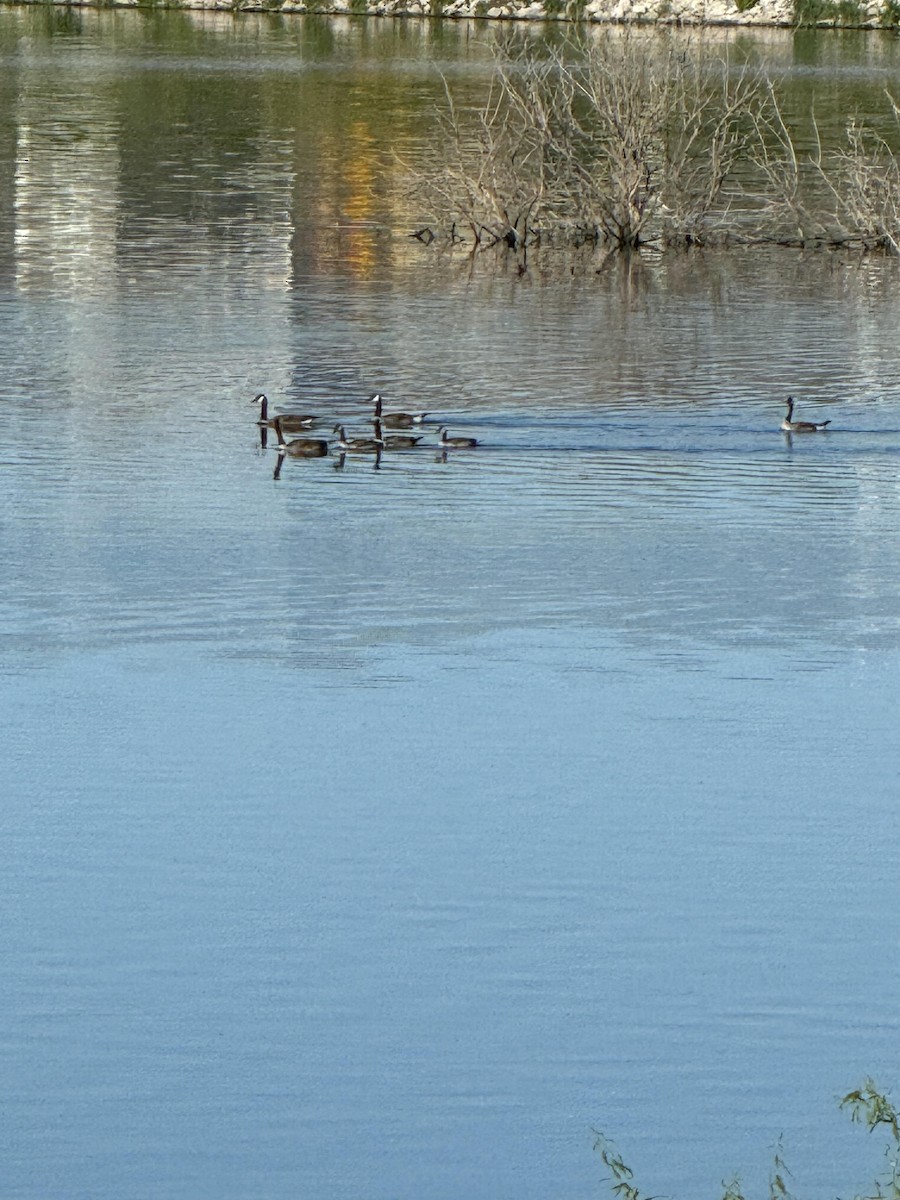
2, 10, 900, 1199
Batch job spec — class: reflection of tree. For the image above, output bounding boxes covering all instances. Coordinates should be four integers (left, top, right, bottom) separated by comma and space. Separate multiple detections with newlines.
2, 7, 476, 290
13, 88, 121, 293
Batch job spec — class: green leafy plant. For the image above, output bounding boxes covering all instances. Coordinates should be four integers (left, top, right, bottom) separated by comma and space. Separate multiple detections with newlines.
593, 1081, 900, 1200
593, 1133, 655, 1200
841, 1078, 900, 1137
768, 1137, 796, 1200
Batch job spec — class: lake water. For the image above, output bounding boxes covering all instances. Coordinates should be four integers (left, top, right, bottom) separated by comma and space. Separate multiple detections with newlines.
2, 9, 900, 1199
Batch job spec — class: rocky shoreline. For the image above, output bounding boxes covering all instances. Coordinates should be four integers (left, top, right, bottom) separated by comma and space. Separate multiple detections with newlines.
6, 0, 898, 30
280, 0, 797, 23
266, 0, 800, 24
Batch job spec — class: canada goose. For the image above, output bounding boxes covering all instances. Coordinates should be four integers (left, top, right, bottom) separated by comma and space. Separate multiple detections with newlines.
438, 426, 478, 448
252, 393, 317, 431
374, 420, 422, 450
333, 424, 383, 453
372, 393, 427, 428
272, 416, 328, 457
780, 396, 831, 433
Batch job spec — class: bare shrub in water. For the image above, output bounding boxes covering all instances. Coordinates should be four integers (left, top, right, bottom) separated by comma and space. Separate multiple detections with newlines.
413, 39, 900, 258
544, 36, 765, 248
414, 72, 545, 250
413, 33, 768, 251
748, 86, 900, 252
744, 82, 829, 246
820, 95, 900, 255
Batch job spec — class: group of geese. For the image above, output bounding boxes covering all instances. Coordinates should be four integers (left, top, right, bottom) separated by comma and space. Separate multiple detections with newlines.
255, 391, 832, 468
253, 392, 478, 461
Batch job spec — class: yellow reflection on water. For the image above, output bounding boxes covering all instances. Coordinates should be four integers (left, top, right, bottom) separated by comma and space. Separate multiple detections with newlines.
336, 119, 379, 277
309, 118, 382, 278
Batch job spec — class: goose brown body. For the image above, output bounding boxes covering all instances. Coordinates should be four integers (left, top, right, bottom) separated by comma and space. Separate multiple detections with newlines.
272, 416, 328, 457
333, 424, 383, 453
780, 396, 831, 433
375, 420, 422, 449
438, 426, 478, 448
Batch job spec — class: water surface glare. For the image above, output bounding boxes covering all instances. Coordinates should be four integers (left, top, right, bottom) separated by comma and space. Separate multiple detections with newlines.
1, 10, 900, 1200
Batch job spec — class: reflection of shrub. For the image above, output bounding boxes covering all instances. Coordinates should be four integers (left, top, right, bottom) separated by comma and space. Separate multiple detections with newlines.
594, 1080, 900, 1200
410, 35, 900, 256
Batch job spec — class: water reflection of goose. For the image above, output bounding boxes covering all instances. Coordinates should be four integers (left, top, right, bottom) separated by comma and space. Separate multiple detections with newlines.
253, 393, 318, 430
780, 396, 831, 433
438, 426, 478, 448
375, 420, 422, 449
333, 424, 383, 453
333, 450, 382, 472
372, 393, 428, 428
272, 417, 328, 457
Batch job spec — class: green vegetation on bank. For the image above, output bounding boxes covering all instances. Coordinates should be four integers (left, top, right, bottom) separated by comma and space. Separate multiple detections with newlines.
409, 31, 900, 256
595, 1080, 900, 1200
791, 0, 868, 25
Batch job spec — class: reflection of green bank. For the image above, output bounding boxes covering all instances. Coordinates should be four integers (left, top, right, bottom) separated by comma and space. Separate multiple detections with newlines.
17, 0, 900, 27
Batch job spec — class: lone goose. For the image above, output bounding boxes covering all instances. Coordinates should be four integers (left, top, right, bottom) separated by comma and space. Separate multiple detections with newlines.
438, 426, 478, 448
372, 393, 427, 428
781, 396, 831, 433
333, 424, 383, 453
375, 420, 422, 450
253, 393, 318, 431
272, 416, 328, 457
